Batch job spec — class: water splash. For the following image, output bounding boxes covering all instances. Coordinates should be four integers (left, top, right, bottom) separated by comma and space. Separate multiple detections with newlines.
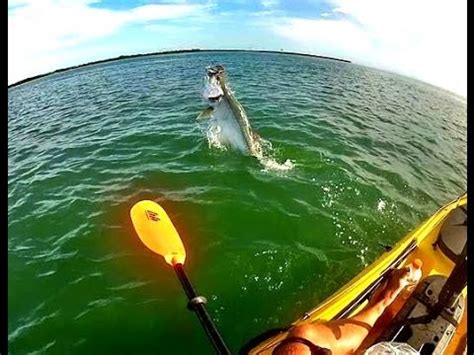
377, 199, 386, 212
260, 157, 295, 172
200, 104, 294, 171
255, 137, 295, 171
199, 69, 294, 171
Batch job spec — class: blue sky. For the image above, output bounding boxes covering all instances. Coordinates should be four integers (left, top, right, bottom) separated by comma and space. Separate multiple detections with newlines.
9, 0, 466, 96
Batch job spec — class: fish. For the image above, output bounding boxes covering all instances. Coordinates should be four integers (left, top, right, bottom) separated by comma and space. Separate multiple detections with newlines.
198, 65, 262, 158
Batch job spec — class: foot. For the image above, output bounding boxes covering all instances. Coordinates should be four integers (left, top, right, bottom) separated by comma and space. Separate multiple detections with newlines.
399, 258, 423, 290
371, 259, 423, 307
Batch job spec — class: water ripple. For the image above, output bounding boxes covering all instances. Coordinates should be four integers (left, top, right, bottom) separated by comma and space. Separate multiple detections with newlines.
8, 52, 466, 354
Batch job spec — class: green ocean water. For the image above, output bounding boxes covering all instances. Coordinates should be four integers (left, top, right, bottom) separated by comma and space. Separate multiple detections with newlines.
8, 51, 466, 354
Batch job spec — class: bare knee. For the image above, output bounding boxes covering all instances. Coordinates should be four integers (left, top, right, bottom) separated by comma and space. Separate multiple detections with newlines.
289, 322, 335, 351
272, 325, 326, 355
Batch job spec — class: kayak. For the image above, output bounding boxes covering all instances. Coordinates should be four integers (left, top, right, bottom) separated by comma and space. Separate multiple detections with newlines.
245, 193, 467, 354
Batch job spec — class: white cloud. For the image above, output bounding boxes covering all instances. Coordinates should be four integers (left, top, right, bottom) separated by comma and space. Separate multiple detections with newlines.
8, 0, 208, 84
261, 0, 278, 8
274, 18, 372, 57
270, 0, 466, 96
8, 0, 466, 97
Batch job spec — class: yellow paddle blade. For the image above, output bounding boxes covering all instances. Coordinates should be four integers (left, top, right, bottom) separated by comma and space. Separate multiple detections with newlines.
130, 200, 186, 266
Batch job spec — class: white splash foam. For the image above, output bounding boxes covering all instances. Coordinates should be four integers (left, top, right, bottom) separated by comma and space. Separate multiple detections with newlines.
206, 123, 227, 150
201, 101, 294, 172
377, 199, 386, 212
260, 157, 295, 172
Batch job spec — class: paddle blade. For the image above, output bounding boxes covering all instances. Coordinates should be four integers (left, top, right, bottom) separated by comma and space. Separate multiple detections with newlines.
130, 200, 186, 266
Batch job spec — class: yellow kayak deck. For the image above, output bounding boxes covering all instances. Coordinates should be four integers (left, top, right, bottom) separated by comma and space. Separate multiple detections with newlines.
249, 193, 467, 354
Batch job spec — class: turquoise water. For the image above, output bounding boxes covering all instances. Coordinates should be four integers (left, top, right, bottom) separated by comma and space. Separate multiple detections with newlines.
8, 51, 466, 354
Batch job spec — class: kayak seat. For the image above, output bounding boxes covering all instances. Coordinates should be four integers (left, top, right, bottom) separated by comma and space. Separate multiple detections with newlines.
435, 206, 467, 263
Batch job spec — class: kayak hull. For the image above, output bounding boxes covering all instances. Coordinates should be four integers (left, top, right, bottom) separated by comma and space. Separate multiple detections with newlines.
247, 193, 467, 354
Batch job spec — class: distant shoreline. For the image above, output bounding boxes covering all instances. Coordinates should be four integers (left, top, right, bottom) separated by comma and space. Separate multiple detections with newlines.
8, 49, 351, 89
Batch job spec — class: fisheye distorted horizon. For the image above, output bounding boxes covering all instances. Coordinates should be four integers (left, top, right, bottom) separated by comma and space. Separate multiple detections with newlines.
8, 0, 466, 96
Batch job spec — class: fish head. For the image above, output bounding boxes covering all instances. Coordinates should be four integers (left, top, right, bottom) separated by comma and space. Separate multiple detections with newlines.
207, 65, 225, 78
203, 65, 225, 106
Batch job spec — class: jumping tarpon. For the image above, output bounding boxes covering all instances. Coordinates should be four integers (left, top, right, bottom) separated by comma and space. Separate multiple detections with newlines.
198, 65, 262, 157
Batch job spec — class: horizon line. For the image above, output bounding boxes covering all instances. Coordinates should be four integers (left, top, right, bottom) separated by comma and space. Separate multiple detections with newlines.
8, 48, 351, 88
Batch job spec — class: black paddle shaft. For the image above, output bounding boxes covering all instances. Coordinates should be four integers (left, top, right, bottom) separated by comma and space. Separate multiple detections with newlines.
173, 263, 231, 355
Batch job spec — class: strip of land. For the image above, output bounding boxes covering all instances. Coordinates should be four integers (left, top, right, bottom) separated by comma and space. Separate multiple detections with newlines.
8, 49, 351, 88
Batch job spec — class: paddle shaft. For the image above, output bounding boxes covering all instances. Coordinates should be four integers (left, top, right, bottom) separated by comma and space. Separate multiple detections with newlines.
173, 263, 231, 355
